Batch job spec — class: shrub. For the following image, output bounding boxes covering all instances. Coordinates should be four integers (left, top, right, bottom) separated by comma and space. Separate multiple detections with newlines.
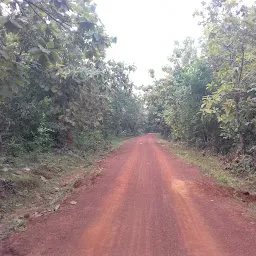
74, 131, 109, 152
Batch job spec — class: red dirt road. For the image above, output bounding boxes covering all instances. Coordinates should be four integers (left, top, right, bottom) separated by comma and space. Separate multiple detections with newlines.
1, 134, 256, 255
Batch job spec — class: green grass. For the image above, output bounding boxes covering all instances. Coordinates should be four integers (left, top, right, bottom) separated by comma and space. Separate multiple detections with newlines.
110, 136, 133, 150
159, 137, 256, 218
158, 138, 241, 189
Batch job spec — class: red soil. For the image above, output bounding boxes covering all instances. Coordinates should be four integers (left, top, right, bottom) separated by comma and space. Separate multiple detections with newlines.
1, 134, 256, 256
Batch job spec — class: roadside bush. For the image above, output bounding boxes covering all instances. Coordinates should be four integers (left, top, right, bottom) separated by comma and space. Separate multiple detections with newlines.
230, 155, 256, 177
34, 120, 54, 152
5, 118, 54, 156
74, 131, 109, 152
6, 139, 24, 157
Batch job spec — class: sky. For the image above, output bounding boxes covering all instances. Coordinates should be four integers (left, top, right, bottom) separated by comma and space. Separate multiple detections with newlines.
95, 0, 204, 86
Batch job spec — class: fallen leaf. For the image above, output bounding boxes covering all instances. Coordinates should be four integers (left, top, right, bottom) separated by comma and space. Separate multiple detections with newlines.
54, 204, 60, 211
40, 176, 47, 182
33, 212, 43, 218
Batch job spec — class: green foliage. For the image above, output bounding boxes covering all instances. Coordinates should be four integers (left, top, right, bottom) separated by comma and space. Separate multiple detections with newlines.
74, 131, 108, 152
145, 0, 256, 176
34, 115, 54, 152
104, 91, 146, 137
197, 0, 256, 154
144, 38, 215, 147
0, 0, 143, 156
230, 154, 256, 177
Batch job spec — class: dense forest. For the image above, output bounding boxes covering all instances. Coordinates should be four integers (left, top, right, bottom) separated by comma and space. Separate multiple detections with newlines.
1, 0, 256, 176
0, 0, 145, 157
144, 0, 256, 176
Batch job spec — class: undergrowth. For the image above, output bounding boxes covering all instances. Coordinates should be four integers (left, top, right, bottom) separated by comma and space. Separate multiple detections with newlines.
0, 136, 129, 219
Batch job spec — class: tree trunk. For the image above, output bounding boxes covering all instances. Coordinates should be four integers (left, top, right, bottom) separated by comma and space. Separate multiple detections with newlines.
0, 134, 2, 153
235, 97, 246, 154
67, 127, 73, 145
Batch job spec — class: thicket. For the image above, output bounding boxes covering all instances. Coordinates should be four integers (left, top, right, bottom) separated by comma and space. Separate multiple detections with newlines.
144, 0, 256, 176
0, 0, 145, 158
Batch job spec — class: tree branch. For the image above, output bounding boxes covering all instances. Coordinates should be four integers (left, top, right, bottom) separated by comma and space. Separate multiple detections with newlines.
24, 0, 71, 30
238, 45, 245, 85
29, 3, 47, 24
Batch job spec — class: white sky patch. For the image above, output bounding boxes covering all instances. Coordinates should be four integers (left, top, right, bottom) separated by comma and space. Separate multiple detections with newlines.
95, 0, 203, 86
95, 0, 256, 86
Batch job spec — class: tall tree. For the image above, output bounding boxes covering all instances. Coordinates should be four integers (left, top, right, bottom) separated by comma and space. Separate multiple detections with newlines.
197, 0, 256, 154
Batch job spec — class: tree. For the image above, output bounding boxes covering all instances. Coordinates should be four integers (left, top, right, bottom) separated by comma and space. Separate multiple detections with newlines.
197, 0, 256, 154
144, 38, 213, 147
0, 0, 143, 155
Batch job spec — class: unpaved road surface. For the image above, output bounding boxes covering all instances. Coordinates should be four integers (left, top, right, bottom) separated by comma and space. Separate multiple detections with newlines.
1, 134, 256, 256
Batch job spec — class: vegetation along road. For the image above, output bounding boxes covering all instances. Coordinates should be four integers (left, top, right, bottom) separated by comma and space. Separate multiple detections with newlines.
1, 134, 256, 255
1, 0, 256, 255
